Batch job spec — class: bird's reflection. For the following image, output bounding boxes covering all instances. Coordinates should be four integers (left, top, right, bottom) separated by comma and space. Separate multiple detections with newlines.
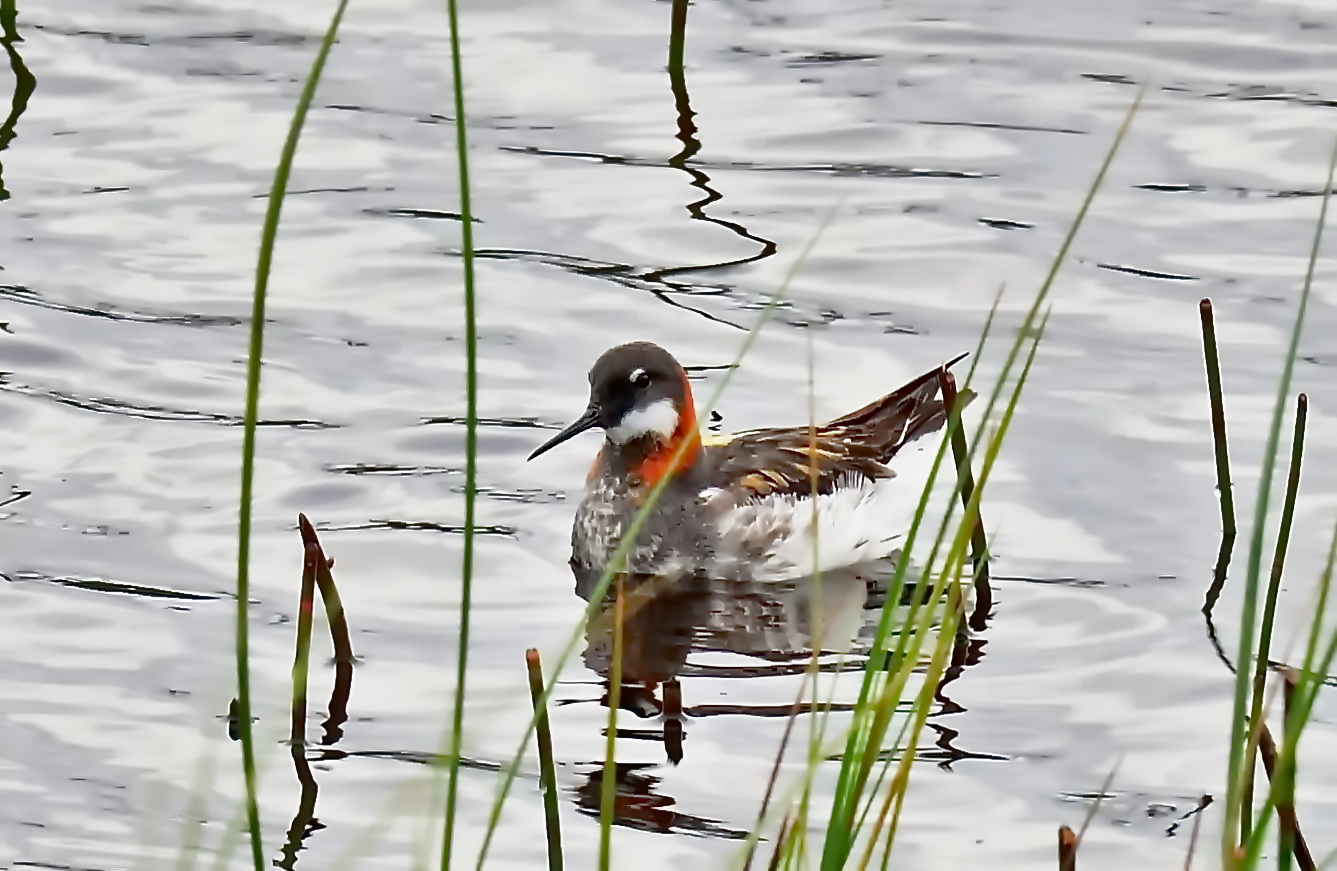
574, 562, 893, 761
568, 563, 898, 837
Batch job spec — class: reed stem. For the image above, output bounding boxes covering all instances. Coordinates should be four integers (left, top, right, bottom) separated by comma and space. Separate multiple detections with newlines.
278, 536, 321, 871
1199, 298, 1236, 615
1256, 718, 1314, 871
298, 515, 355, 666
668, 0, 688, 74
295, 517, 355, 745
291, 539, 319, 746
525, 650, 563, 871
1058, 825, 1078, 871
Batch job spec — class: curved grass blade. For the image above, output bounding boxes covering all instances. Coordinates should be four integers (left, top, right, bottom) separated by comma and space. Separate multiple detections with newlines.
439, 0, 480, 867
1222, 132, 1337, 869
233, 2, 350, 867
822, 84, 1143, 871
1240, 393, 1306, 841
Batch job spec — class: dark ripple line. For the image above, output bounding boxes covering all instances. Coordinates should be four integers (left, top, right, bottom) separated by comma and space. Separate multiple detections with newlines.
1132, 182, 1332, 199
992, 573, 1106, 588
684, 702, 857, 718
310, 747, 505, 775
501, 144, 995, 180
1096, 262, 1200, 281
827, 746, 1010, 764
0, 377, 335, 428
324, 102, 553, 134
363, 206, 479, 222
0, 284, 245, 327
325, 463, 460, 476
10, 570, 221, 601
1134, 183, 1207, 193
310, 519, 518, 537
32, 24, 313, 48
465, 247, 748, 331
785, 51, 880, 67
978, 217, 1034, 231
1083, 72, 1337, 111
674, 660, 864, 679
251, 184, 385, 198
0, 488, 31, 509
419, 413, 551, 429
918, 119, 1086, 136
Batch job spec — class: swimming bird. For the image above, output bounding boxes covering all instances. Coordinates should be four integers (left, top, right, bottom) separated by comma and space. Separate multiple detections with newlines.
528, 342, 970, 585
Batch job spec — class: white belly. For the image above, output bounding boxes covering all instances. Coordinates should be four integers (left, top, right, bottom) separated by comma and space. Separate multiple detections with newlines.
707, 474, 919, 583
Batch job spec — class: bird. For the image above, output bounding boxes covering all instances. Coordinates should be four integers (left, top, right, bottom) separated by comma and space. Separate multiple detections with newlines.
527, 341, 971, 586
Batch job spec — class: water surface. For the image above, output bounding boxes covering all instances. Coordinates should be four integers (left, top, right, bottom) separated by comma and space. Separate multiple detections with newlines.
3, 0, 1337, 867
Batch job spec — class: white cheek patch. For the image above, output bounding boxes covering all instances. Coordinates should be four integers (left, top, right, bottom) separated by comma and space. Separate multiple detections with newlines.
607, 399, 679, 444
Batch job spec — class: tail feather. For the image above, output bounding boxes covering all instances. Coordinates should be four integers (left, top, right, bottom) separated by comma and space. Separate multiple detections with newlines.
823, 353, 973, 463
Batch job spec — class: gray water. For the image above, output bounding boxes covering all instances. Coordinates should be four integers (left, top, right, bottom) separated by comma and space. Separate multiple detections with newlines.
3, 0, 1337, 868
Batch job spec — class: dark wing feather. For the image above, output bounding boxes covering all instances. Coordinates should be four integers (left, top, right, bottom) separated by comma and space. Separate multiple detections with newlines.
705, 354, 973, 501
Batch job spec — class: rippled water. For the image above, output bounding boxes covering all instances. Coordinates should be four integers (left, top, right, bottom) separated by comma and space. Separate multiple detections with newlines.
4, 0, 1337, 867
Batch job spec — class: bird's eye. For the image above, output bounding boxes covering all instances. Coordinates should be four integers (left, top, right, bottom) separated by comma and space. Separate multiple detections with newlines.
629, 368, 651, 389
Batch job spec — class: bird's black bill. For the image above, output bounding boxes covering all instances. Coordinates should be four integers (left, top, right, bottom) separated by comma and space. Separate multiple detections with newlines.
527, 405, 600, 460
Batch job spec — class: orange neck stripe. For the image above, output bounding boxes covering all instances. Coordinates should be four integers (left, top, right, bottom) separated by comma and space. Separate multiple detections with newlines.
634, 371, 701, 486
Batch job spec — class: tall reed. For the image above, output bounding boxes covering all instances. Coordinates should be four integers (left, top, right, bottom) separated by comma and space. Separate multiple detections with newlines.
440, 0, 481, 867
233, 3, 350, 868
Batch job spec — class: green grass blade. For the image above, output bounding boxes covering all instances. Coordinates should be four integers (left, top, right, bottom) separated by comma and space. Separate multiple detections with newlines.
823, 84, 1141, 871
1222, 133, 1337, 868
233, 3, 350, 867
1242, 393, 1306, 841
440, 0, 480, 867
598, 578, 626, 871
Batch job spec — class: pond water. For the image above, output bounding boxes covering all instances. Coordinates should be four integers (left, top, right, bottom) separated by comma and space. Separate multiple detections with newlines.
3, 0, 1337, 868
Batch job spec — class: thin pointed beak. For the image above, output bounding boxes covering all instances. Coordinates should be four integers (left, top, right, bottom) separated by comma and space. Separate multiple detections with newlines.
527, 404, 601, 460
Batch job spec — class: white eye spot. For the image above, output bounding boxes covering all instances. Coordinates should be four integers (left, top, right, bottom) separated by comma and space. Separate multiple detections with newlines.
629, 367, 650, 388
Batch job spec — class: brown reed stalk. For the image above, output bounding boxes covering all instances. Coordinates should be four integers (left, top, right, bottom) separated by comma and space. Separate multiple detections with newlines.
525, 649, 564, 871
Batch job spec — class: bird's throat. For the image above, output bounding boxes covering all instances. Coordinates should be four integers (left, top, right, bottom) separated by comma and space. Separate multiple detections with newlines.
632, 376, 701, 486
